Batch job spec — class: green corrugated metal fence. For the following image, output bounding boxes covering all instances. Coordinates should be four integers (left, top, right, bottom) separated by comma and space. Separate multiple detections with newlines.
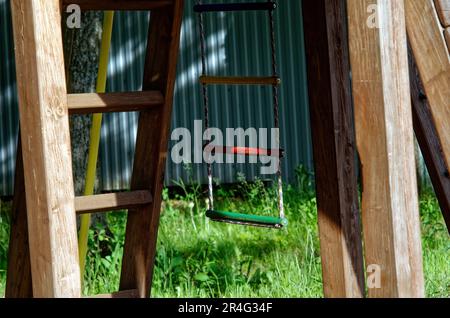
0, 0, 313, 196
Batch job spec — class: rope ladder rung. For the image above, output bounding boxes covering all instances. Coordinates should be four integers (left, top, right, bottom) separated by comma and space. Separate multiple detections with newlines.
199, 75, 281, 86
194, 2, 277, 13
204, 145, 285, 158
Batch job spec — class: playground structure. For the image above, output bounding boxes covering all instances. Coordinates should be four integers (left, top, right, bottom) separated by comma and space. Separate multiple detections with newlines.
4, 0, 450, 298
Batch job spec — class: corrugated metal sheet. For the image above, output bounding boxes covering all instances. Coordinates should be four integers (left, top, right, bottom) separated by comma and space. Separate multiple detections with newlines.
0, 0, 313, 195
0, 0, 19, 196
100, 0, 312, 191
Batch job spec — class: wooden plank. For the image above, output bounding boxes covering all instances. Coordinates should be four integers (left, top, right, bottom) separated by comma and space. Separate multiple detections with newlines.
120, 1, 184, 298
5, 139, 33, 298
409, 49, 450, 233
199, 76, 281, 86
434, 0, 450, 26
406, 0, 450, 172
207, 146, 284, 158
302, 0, 365, 298
92, 289, 139, 298
68, 91, 164, 114
10, 0, 81, 297
62, 0, 172, 11
75, 191, 153, 214
347, 0, 424, 297
194, 2, 276, 13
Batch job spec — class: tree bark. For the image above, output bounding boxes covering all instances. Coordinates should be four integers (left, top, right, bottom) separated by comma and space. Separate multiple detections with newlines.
63, 12, 103, 195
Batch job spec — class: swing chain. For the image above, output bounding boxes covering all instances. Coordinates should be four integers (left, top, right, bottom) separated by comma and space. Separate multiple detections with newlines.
267, 0, 285, 219
197, 0, 214, 210
197, 0, 284, 220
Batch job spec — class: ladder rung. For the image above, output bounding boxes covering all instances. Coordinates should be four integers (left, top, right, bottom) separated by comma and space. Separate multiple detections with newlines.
92, 289, 139, 298
200, 76, 281, 86
194, 2, 277, 13
75, 191, 152, 214
62, 0, 172, 11
205, 146, 284, 158
68, 91, 164, 115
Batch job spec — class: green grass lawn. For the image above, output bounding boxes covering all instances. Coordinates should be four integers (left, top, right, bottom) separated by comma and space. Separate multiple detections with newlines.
0, 170, 449, 297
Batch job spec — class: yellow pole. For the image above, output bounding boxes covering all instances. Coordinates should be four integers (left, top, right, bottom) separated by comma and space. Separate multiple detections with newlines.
78, 11, 115, 284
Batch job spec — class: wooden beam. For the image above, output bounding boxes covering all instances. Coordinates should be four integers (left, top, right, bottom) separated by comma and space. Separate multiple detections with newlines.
74, 191, 153, 214
434, 0, 450, 26
409, 49, 450, 233
120, 1, 184, 298
10, 0, 81, 297
62, 0, 172, 11
68, 91, 165, 115
193, 2, 276, 13
302, 0, 365, 298
199, 76, 281, 86
5, 139, 33, 298
405, 0, 450, 172
347, 0, 424, 297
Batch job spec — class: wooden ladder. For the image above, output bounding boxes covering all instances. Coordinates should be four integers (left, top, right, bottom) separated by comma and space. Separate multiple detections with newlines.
6, 0, 184, 298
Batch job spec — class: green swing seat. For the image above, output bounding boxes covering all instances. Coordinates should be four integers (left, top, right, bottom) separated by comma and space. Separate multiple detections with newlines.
206, 210, 288, 229
198, 1, 287, 230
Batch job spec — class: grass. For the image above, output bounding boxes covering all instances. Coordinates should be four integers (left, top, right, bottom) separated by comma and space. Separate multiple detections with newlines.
0, 167, 448, 297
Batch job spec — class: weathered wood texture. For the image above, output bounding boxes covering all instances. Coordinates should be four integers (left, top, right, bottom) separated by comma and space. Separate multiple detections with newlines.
75, 191, 153, 214
5, 140, 33, 298
434, 0, 450, 26
347, 0, 424, 297
120, 1, 184, 298
434, 0, 450, 54
68, 91, 165, 114
406, 0, 450, 172
10, 0, 81, 297
409, 49, 450, 233
302, 0, 365, 298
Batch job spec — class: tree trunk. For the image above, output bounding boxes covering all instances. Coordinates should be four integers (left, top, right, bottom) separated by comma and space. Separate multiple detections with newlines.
63, 12, 103, 195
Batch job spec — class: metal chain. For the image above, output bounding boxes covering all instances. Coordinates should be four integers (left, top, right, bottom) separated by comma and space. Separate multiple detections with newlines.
198, 0, 214, 210
197, 0, 284, 218
268, 0, 285, 219
269, 0, 279, 128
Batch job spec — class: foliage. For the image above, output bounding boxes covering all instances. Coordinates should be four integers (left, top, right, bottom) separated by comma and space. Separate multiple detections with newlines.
0, 200, 11, 287
0, 167, 448, 297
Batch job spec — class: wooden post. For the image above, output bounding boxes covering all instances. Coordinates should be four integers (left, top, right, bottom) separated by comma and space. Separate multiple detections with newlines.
119, 1, 184, 297
5, 139, 33, 298
347, 0, 424, 297
405, 0, 450, 171
434, 0, 450, 27
409, 49, 450, 233
302, 0, 365, 297
434, 0, 450, 50
10, 0, 81, 297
